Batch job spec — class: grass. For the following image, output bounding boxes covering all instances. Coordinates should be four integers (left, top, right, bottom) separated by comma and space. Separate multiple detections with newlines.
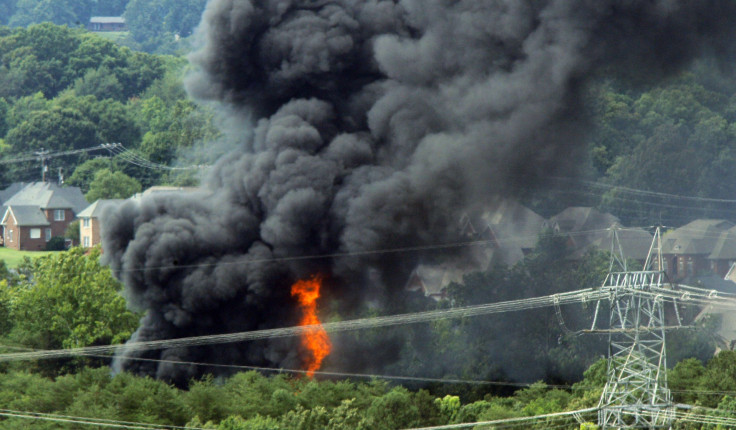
0, 247, 55, 268
95, 31, 129, 43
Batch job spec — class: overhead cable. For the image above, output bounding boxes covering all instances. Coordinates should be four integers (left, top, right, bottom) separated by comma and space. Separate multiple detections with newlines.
0, 288, 608, 362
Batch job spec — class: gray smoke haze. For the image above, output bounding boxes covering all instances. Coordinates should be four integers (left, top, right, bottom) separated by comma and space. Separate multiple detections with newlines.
103, 0, 736, 382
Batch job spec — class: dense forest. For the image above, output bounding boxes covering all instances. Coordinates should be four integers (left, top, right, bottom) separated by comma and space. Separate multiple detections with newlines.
0, 23, 219, 199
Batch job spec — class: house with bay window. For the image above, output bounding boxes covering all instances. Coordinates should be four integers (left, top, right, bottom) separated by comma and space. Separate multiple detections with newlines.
0, 182, 88, 251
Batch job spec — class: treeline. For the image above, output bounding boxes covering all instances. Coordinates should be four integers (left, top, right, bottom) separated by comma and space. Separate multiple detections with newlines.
0, 0, 206, 54
0, 356, 734, 429
0, 23, 219, 198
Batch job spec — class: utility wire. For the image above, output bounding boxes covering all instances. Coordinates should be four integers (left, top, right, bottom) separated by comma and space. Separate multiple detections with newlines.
550, 176, 736, 204
0, 143, 119, 165
0, 409, 206, 429
401, 407, 598, 429
1, 281, 732, 363
107, 144, 210, 171
0, 288, 609, 362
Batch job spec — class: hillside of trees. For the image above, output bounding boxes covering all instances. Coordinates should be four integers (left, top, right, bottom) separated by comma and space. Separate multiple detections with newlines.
0, 23, 218, 199
529, 60, 736, 227
0, 0, 206, 54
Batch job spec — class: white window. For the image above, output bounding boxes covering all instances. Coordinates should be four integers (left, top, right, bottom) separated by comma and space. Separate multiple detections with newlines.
83, 236, 91, 247
45, 228, 52, 241
54, 209, 65, 221
30, 228, 41, 239
8, 230, 12, 242
83, 218, 90, 227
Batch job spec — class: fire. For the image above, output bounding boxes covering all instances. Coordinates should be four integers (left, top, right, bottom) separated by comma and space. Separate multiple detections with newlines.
290, 275, 332, 378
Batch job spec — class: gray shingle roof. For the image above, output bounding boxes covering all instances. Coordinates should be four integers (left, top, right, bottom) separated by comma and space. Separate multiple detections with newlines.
0, 182, 30, 204
571, 225, 653, 260
662, 219, 734, 255
708, 226, 736, 260
2, 205, 50, 226
77, 199, 123, 218
3, 182, 88, 214
547, 206, 621, 252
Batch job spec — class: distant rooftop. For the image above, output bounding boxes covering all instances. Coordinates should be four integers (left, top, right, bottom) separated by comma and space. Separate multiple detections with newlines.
77, 199, 123, 219
3, 182, 88, 214
90, 16, 125, 24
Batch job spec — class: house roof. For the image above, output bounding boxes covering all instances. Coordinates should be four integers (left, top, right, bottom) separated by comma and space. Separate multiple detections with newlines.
661, 219, 734, 255
480, 200, 546, 250
90, 16, 125, 24
547, 207, 621, 252
0, 182, 30, 204
708, 226, 736, 260
406, 263, 467, 297
77, 199, 123, 218
548, 207, 620, 234
3, 182, 88, 214
130, 186, 201, 201
458, 199, 545, 267
570, 225, 653, 261
1, 205, 50, 226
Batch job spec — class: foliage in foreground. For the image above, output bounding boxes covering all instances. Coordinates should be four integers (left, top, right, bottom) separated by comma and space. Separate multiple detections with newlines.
0, 354, 732, 429
0, 247, 140, 374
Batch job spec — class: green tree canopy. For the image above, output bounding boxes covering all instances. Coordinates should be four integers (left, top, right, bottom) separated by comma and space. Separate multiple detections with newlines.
10, 247, 139, 352
86, 167, 141, 201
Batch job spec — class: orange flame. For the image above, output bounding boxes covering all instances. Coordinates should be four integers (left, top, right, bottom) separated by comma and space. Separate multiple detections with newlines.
291, 275, 331, 378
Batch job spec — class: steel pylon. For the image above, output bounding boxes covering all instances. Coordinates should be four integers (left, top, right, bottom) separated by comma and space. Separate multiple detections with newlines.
597, 227, 675, 429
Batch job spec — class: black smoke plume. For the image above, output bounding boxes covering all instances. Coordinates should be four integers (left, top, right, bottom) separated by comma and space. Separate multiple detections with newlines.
103, 0, 736, 382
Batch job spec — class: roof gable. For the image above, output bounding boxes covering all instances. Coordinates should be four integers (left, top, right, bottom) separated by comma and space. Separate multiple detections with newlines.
0, 207, 15, 225
2, 205, 49, 226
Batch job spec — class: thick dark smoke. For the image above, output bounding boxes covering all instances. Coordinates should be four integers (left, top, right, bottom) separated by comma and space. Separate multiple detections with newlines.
103, 0, 736, 382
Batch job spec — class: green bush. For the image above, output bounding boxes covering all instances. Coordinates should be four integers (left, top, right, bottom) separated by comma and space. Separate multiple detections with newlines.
45, 236, 67, 251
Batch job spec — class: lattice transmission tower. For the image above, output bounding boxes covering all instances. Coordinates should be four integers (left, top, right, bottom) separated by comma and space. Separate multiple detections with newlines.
596, 227, 677, 429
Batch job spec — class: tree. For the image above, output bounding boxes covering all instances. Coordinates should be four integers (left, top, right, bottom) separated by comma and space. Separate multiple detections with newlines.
68, 158, 114, 193
4, 106, 97, 153
86, 168, 142, 201
65, 219, 81, 245
11, 0, 98, 28
73, 66, 125, 101
123, 0, 206, 53
9, 247, 139, 352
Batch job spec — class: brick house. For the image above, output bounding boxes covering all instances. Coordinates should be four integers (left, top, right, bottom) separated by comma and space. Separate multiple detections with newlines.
660, 219, 735, 280
0, 182, 31, 246
1, 182, 88, 251
77, 199, 122, 248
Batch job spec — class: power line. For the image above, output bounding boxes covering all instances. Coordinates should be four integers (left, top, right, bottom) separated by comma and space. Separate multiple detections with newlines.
0, 409, 206, 429
0, 143, 119, 165
550, 176, 736, 204
107, 144, 210, 171
0, 288, 608, 362
401, 407, 598, 430
0, 281, 732, 363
